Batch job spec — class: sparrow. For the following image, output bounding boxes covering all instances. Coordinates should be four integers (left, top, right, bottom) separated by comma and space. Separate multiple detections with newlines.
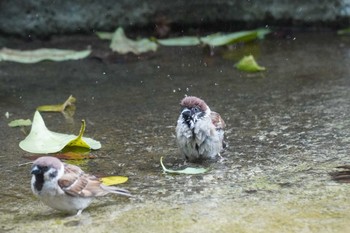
175, 96, 226, 162
329, 165, 350, 183
30, 156, 131, 215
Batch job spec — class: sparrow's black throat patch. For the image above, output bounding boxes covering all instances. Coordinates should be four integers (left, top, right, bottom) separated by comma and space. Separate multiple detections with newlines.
34, 174, 44, 192
182, 109, 192, 128
182, 108, 205, 129
32, 165, 53, 192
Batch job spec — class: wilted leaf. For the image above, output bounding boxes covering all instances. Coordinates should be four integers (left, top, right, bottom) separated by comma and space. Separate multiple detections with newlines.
110, 27, 158, 54
0, 48, 91, 63
200, 28, 270, 47
156, 36, 201, 46
101, 176, 128, 186
37, 95, 76, 113
160, 157, 208, 174
19, 111, 101, 153
8, 119, 32, 127
235, 55, 266, 72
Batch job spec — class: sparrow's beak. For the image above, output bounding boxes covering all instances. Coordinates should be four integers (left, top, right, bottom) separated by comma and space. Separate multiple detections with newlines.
182, 109, 192, 121
31, 165, 42, 175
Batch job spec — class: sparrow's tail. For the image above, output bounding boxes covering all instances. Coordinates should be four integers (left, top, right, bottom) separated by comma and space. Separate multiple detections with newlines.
101, 185, 132, 197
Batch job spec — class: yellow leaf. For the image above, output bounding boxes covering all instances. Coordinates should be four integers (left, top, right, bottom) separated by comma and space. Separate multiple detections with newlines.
65, 120, 91, 148
54, 152, 96, 160
101, 176, 128, 186
37, 95, 76, 113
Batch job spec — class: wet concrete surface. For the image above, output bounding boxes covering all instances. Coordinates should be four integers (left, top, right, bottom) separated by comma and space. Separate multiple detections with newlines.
1, 31, 350, 232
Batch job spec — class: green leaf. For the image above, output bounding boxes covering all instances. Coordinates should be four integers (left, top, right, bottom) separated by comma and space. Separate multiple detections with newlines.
0, 48, 91, 63
98, 28, 270, 48
337, 28, 350, 35
157, 36, 201, 46
101, 176, 128, 186
8, 119, 32, 127
200, 28, 270, 47
19, 111, 101, 153
96, 31, 114, 40
160, 157, 208, 174
235, 55, 266, 72
110, 27, 158, 54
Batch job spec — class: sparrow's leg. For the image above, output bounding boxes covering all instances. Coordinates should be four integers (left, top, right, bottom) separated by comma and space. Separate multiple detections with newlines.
217, 153, 226, 163
76, 209, 83, 216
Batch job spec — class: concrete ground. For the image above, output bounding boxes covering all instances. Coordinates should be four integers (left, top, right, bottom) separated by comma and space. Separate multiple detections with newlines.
1, 31, 350, 232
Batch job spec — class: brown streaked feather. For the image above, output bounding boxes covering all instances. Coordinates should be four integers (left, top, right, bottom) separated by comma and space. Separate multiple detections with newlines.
64, 163, 84, 176
180, 96, 208, 111
330, 165, 350, 183
58, 164, 109, 197
210, 111, 225, 129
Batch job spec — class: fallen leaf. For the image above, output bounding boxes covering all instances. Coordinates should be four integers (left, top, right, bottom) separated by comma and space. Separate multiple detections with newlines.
24, 152, 96, 161
65, 120, 97, 148
200, 28, 270, 47
37, 95, 76, 113
96, 32, 113, 40
160, 157, 208, 174
337, 28, 350, 35
0, 48, 91, 63
37, 95, 76, 122
8, 119, 32, 127
235, 55, 266, 72
98, 28, 270, 49
54, 152, 96, 160
156, 36, 201, 46
101, 176, 128, 186
110, 27, 158, 54
36, 95, 76, 112
19, 111, 101, 153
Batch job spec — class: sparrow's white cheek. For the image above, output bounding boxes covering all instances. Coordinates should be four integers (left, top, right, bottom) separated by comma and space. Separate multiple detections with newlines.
43, 168, 57, 180
44, 165, 64, 181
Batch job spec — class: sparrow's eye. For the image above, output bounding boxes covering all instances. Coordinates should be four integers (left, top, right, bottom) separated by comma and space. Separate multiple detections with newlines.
49, 170, 58, 178
193, 106, 201, 113
41, 166, 49, 172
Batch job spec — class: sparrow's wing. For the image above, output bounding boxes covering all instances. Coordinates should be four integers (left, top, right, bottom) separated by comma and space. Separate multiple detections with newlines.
210, 111, 226, 129
58, 164, 108, 197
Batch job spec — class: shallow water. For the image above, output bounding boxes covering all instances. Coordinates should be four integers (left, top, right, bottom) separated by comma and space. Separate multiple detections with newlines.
1, 31, 350, 232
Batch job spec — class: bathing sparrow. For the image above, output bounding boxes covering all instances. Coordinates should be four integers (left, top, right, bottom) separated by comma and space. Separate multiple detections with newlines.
175, 96, 226, 161
31, 156, 131, 215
